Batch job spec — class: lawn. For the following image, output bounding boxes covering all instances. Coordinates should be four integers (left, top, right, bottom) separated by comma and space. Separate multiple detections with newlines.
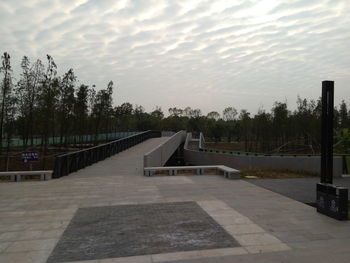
241, 168, 318, 179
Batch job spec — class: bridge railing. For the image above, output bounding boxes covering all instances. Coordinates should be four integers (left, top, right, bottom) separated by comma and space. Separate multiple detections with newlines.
53, 130, 161, 178
144, 130, 186, 167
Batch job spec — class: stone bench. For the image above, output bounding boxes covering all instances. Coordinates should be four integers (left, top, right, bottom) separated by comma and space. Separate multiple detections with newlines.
144, 165, 240, 179
0, 170, 53, 182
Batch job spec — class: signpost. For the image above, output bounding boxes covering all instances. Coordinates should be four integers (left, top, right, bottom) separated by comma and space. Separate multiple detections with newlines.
316, 81, 348, 220
21, 152, 39, 171
21, 152, 39, 163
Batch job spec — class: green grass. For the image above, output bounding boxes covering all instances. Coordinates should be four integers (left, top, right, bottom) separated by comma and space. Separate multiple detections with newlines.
240, 168, 318, 179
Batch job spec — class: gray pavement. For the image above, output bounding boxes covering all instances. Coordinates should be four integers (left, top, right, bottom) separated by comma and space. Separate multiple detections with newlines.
247, 177, 350, 204
0, 137, 350, 263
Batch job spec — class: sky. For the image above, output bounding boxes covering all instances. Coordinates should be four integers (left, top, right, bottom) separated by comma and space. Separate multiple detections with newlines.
0, 0, 349, 116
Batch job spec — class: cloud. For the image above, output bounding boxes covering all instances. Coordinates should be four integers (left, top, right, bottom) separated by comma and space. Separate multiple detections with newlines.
0, 0, 349, 114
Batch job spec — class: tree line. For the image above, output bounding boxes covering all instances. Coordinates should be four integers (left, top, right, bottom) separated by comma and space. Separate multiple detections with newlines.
1, 52, 349, 156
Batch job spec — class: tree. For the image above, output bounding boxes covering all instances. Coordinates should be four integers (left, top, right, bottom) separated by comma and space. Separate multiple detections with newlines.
252, 108, 272, 152
114, 102, 133, 131
168, 107, 183, 117
0, 52, 12, 152
151, 106, 164, 119
38, 54, 58, 152
271, 101, 289, 147
57, 69, 76, 145
238, 109, 251, 151
91, 81, 114, 143
15, 57, 44, 147
339, 100, 348, 128
223, 107, 237, 121
207, 111, 220, 121
192, 108, 202, 118
74, 84, 90, 142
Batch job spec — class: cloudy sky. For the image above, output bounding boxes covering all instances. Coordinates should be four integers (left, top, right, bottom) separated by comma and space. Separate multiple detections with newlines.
1, 0, 349, 115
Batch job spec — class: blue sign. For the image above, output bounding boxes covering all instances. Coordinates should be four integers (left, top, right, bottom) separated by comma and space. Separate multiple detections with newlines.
21, 152, 39, 163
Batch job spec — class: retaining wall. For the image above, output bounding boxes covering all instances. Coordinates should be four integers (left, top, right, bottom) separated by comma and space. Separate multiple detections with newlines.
144, 131, 187, 167
184, 133, 343, 176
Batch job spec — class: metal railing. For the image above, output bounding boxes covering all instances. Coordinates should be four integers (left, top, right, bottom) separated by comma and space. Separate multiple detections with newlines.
4, 131, 141, 148
342, 155, 350, 174
53, 130, 161, 178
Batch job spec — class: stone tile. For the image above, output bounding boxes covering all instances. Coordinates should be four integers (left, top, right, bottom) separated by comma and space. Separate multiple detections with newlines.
64, 260, 100, 263
245, 243, 291, 254
26, 221, 70, 231
0, 232, 19, 241
5, 238, 58, 252
0, 250, 52, 263
198, 247, 248, 257
272, 231, 309, 243
1, 137, 350, 262
211, 214, 252, 226
234, 233, 282, 246
302, 232, 333, 241
151, 250, 202, 262
47, 202, 239, 263
197, 200, 232, 212
0, 224, 24, 232
224, 224, 265, 235
99, 255, 153, 262
0, 242, 11, 253
40, 229, 64, 239
15, 230, 43, 241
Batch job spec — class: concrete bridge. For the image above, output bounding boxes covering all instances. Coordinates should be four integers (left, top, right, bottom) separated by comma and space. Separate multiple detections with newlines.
0, 136, 350, 263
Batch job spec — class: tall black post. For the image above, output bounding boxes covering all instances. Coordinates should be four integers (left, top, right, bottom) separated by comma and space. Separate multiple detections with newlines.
317, 80, 348, 220
321, 80, 334, 184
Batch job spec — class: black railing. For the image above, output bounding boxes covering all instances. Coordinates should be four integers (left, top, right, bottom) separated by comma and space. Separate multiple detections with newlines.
53, 130, 161, 178
342, 155, 350, 175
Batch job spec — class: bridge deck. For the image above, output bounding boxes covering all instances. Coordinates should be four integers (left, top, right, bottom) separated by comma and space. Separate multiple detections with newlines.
0, 137, 350, 263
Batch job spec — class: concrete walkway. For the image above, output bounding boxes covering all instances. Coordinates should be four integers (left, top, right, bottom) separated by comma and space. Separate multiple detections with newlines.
0, 137, 350, 263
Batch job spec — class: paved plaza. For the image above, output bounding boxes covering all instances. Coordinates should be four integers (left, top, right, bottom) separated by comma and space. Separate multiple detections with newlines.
0, 137, 350, 263
248, 177, 350, 204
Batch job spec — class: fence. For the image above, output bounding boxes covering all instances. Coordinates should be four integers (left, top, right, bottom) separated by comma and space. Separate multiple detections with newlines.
3, 131, 141, 148
343, 155, 350, 174
53, 130, 161, 178
199, 133, 350, 175
185, 133, 344, 176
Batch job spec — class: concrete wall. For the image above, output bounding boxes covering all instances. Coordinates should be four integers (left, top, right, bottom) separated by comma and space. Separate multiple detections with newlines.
184, 133, 343, 176
144, 131, 187, 167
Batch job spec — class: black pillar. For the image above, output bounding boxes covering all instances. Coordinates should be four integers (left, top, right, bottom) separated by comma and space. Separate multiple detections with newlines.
321, 80, 334, 184
317, 81, 348, 220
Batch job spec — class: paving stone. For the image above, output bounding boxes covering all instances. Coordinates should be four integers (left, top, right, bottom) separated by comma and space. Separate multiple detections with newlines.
0, 251, 51, 263
0, 242, 11, 253
247, 178, 350, 203
198, 247, 248, 257
1, 138, 350, 263
235, 233, 282, 246
5, 238, 57, 252
47, 201, 239, 263
224, 224, 265, 235
245, 243, 291, 254
151, 250, 203, 262
98, 255, 153, 262
211, 214, 252, 226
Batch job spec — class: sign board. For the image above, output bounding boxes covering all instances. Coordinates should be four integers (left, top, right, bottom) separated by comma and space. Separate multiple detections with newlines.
21, 152, 39, 163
